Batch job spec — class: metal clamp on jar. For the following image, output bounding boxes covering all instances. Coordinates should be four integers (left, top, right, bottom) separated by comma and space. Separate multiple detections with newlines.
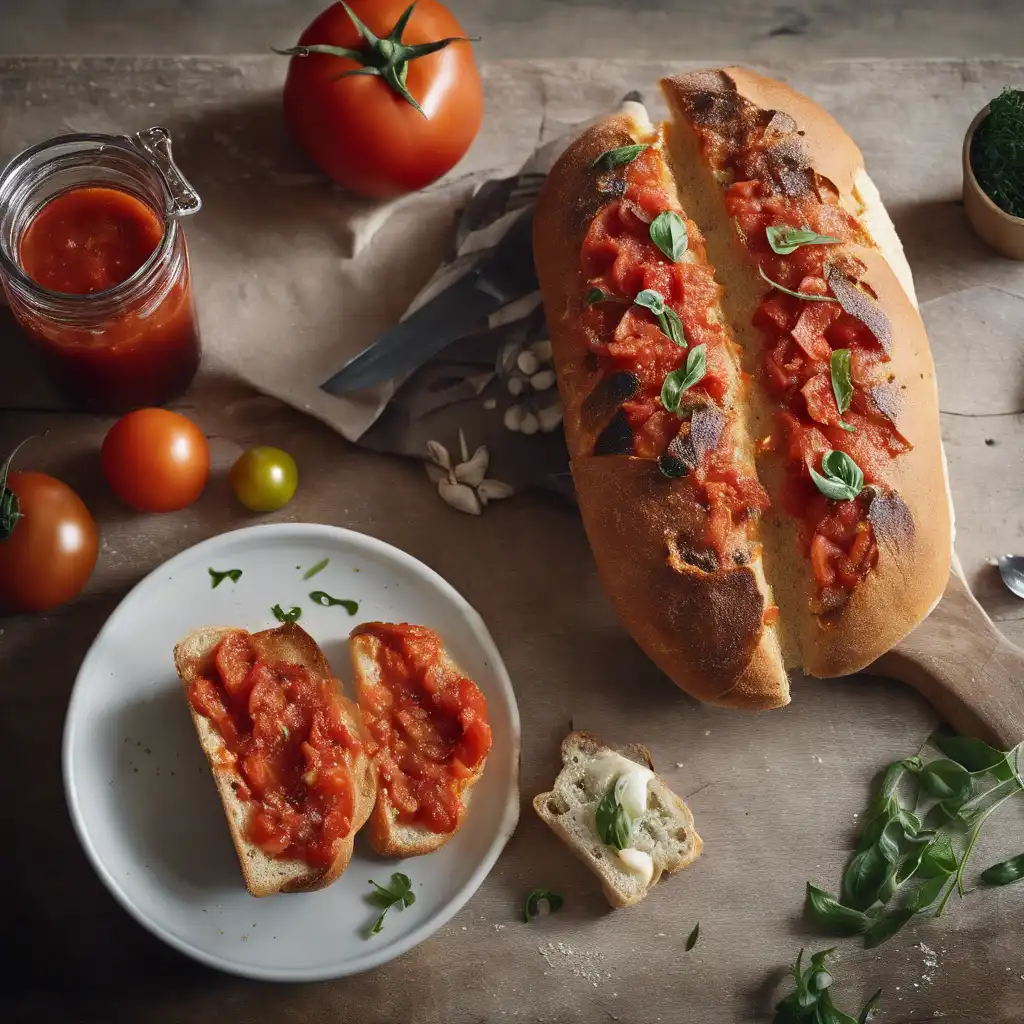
0, 127, 203, 412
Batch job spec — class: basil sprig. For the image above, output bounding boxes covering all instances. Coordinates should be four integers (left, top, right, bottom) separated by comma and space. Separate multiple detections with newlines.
592, 143, 648, 170
209, 567, 243, 589
271, 603, 302, 623
523, 888, 564, 922
759, 265, 839, 303
595, 776, 633, 850
633, 288, 686, 346
310, 590, 359, 615
829, 349, 856, 433
650, 210, 688, 262
766, 225, 842, 255
804, 732, 1024, 949
586, 287, 608, 305
810, 450, 864, 501
366, 872, 415, 936
773, 948, 881, 1024
661, 344, 707, 413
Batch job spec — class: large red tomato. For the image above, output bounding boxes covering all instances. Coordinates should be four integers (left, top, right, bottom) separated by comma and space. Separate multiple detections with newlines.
280, 1, 483, 198
0, 470, 98, 613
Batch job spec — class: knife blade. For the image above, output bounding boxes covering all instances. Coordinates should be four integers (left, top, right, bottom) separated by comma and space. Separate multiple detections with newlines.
321, 207, 537, 396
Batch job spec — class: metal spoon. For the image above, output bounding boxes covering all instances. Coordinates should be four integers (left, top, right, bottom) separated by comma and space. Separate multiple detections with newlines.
998, 554, 1024, 599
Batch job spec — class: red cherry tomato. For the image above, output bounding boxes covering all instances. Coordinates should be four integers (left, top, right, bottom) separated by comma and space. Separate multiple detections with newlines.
0, 471, 98, 613
281, 0, 483, 198
102, 408, 210, 513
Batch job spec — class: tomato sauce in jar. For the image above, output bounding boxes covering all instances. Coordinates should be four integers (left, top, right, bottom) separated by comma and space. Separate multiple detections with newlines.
0, 129, 203, 413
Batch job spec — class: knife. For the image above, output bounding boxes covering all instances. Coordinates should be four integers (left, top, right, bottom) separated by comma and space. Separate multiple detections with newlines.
321, 207, 538, 396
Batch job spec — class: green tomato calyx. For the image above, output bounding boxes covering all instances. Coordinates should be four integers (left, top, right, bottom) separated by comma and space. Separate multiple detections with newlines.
273, 2, 479, 116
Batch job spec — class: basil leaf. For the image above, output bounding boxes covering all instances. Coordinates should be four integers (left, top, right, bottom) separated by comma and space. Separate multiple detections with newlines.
657, 454, 688, 479
909, 872, 952, 911
974, 856, 1024, 888
662, 307, 687, 346
650, 210, 688, 262
595, 777, 632, 850
830, 349, 854, 416
766, 225, 842, 255
863, 907, 915, 949
932, 733, 1015, 781
209, 567, 243, 588
661, 345, 707, 413
592, 143, 648, 170
634, 288, 666, 316
524, 888, 564, 922
919, 760, 973, 805
758, 265, 840, 302
810, 449, 864, 502
586, 287, 608, 305
918, 837, 957, 877
981, 853, 1024, 886
310, 591, 359, 615
271, 603, 302, 623
843, 845, 889, 910
805, 884, 869, 935
302, 557, 329, 580
685, 921, 700, 950
366, 873, 415, 937
876, 819, 904, 864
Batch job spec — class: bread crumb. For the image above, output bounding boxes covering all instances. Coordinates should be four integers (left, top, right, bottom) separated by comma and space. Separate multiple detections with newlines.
538, 941, 606, 986
483, 398, 497, 410
703, 730, 711, 736
675, 762, 684, 768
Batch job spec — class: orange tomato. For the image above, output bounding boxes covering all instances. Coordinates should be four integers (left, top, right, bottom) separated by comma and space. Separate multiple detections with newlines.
102, 408, 210, 512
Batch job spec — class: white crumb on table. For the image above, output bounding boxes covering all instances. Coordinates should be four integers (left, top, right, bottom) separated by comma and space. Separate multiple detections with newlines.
537, 941, 606, 987
675, 762, 684, 768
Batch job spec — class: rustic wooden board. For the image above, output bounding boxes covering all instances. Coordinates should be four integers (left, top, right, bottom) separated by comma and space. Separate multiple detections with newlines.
2, 56, 1024, 1024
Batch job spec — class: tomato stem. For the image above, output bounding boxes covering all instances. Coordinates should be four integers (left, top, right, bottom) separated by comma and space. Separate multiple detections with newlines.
0, 436, 35, 541
273, 1, 478, 117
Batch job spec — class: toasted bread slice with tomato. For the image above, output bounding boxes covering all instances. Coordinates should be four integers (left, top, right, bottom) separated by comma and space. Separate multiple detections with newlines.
174, 623, 376, 897
349, 623, 492, 859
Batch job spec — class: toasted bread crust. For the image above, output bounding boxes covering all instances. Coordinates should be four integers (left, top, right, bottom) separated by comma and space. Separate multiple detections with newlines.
349, 625, 488, 858
174, 623, 376, 897
660, 68, 952, 676
533, 107, 790, 709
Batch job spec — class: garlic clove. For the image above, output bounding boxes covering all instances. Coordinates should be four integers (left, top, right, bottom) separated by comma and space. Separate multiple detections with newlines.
530, 369, 556, 391
438, 478, 482, 515
478, 479, 514, 502
503, 404, 526, 432
530, 339, 553, 363
516, 350, 540, 376
426, 440, 451, 470
508, 376, 525, 396
520, 411, 540, 436
538, 403, 564, 433
458, 427, 470, 464
454, 445, 490, 487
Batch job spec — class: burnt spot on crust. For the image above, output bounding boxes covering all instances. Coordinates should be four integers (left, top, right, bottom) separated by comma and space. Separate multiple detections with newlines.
582, 371, 640, 435
593, 409, 634, 455
595, 174, 628, 200
668, 405, 726, 472
869, 380, 903, 425
677, 546, 720, 573
867, 486, 916, 554
826, 266, 893, 354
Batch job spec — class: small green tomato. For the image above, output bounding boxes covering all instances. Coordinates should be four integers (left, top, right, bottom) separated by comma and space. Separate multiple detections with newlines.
229, 447, 298, 512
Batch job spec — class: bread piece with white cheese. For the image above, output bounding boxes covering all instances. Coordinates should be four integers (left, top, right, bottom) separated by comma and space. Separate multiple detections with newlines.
533, 731, 702, 908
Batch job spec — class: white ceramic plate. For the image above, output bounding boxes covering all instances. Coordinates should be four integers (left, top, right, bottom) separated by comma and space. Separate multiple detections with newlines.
63, 523, 520, 981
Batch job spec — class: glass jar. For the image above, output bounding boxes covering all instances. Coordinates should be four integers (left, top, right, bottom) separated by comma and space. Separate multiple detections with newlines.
0, 127, 203, 413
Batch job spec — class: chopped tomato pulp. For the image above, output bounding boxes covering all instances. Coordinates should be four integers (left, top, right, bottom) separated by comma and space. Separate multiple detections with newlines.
354, 622, 491, 835
578, 140, 769, 567
724, 178, 905, 609
188, 632, 361, 867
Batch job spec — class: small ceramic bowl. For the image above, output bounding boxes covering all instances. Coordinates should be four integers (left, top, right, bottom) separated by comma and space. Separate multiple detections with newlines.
963, 103, 1024, 260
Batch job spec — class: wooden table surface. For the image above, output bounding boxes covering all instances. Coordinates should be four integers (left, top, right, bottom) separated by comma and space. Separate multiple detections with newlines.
3, 56, 1024, 1024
